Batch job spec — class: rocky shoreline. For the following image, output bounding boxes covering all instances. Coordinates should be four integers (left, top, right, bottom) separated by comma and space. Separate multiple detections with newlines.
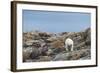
23, 28, 91, 62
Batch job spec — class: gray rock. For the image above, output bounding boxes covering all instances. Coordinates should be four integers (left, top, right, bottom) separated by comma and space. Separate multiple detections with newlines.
39, 44, 49, 56
23, 47, 33, 62
30, 47, 41, 59
52, 53, 69, 61
53, 48, 91, 61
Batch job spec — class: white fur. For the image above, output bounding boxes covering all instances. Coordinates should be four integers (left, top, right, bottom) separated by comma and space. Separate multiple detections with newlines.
65, 38, 74, 51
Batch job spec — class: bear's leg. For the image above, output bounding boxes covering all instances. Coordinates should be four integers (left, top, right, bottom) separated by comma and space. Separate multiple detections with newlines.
71, 44, 73, 51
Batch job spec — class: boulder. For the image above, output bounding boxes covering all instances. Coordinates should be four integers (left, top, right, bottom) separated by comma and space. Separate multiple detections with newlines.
53, 49, 90, 61
52, 53, 69, 61
39, 43, 49, 56
30, 47, 41, 59
23, 47, 33, 62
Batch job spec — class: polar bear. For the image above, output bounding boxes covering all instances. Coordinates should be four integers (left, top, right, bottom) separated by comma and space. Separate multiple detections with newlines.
65, 38, 74, 52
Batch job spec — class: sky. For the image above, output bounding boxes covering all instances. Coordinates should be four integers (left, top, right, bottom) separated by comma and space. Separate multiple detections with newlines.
22, 10, 91, 33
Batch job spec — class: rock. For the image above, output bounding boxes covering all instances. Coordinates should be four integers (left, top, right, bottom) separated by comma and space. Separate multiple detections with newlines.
32, 40, 41, 48
30, 47, 41, 59
24, 40, 43, 47
39, 43, 49, 56
46, 49, 54, 56
46, 36, 57, 42
25, 59, 34, 62
53, 49, 90, 61
80, 55, 91, 60
67, 51, 81, 60
50, 40, 64, 50
23, 27, 91, 62
23, 31, 41, 42
80, 49, 90, 58
59, 32, 68, 36
67, 49, 91, 60
23, 47, 33, 62
25, 40, 34, 46
52, 53, 69, 61
52, 48, 66, 54
38, 56, 52, 61
38, 32, 51, 40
